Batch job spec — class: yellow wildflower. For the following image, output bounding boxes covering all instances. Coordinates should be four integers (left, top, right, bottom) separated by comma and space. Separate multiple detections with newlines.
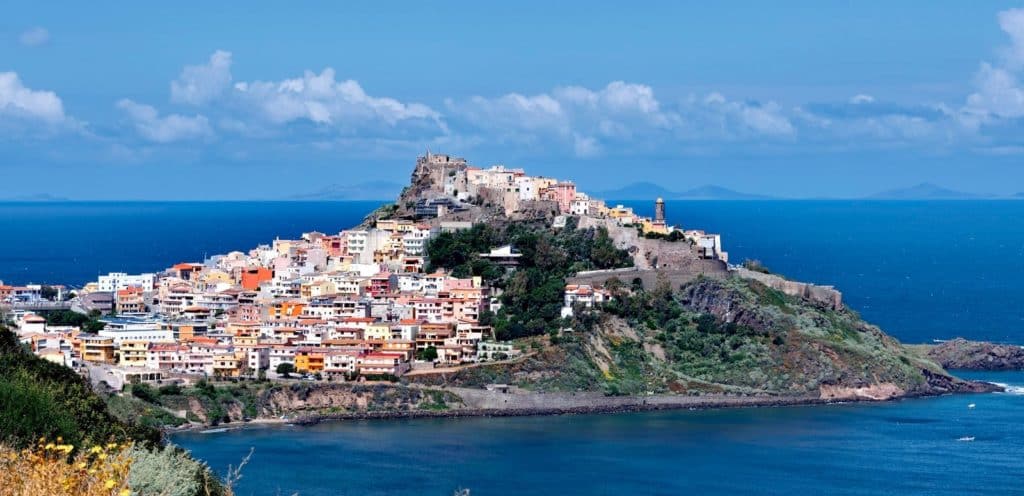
105, 479, 116, 489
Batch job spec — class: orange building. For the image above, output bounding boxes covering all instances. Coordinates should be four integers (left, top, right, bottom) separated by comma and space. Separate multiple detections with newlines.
240, 267, 273, 290
269, 301, 306, 320
294, 348, 325, 373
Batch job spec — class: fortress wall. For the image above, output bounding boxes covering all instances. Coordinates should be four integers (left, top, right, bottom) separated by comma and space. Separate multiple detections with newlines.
733, 267, 843, 310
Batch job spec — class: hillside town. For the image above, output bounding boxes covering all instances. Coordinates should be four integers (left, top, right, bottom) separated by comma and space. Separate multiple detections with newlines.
2, 153, 732, 390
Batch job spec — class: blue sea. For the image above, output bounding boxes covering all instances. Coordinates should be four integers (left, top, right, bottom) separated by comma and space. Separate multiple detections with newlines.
4, 200, 1024, 495
2, 200, 1023, 344
173, 371, 1024, 496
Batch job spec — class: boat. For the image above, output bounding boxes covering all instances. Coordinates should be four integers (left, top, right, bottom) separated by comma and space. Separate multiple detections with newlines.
957, 436, 975, 442
968, 403, 976, 409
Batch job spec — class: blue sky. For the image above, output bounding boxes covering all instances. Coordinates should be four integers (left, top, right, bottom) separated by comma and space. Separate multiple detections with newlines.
3, 1, 1024, 199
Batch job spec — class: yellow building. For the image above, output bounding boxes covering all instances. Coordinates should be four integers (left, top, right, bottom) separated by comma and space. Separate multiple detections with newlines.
79, 335, 116, 364
199, 269, 234, 289
641, 218, 670, 235
294, 349, 325, 373
364, 323, 392, 341
607, 205, 636, 224
212, 352, 245, 378
118, 341, 150, 367
375, 219, 415, 232
300, 280, 337, 299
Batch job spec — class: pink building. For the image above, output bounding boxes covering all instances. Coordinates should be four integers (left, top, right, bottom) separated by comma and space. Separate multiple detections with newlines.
543, 182, 577, 214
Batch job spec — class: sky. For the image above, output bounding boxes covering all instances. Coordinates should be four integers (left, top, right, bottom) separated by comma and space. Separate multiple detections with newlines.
3, 1, 1024, 200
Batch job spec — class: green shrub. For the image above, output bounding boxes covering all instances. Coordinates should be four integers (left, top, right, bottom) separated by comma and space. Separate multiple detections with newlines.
0, 327, 160, 449
127, 444, 228, 496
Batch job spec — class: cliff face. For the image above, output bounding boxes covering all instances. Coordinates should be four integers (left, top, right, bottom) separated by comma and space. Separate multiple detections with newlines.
407, 276, 995, 399
258, 383, 461, 417
674, 278, 992, 397
917, 338, 1024, 371
171, 383, 462, 424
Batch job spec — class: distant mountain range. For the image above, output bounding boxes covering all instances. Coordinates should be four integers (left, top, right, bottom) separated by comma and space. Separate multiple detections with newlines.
289, 181, 405, 201
594, 182, 774, 200
592, 181, 1024, 201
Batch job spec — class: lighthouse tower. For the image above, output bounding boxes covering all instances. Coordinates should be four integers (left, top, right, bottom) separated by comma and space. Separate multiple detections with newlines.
655, 197, 665, 223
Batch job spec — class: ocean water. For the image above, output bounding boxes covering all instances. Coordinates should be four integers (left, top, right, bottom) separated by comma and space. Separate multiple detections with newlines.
2, 200, 1023, 344
0, 201, 376, 287
172, 371, 1024, 496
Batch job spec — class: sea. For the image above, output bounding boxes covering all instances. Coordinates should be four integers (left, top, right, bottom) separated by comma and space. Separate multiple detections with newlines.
172, 371, 1024, 496
3, 200, 1024, 495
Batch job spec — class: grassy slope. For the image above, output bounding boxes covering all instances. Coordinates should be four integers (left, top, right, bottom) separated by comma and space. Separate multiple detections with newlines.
0, 326, 161, 449
411, 276, 947, 397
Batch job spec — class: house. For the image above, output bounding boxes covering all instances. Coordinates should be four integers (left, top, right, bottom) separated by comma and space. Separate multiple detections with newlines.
478, 245, 522, 268
240, 267, 273, 290
477, 341, 521, 361
79, 335, 116, 364
115, 286, 146, 314
213, 352, 245, 378
561, 284, 612, 317
294, 348, 325, 373
18, 314, 47, 334
541, 182, 576, 213
357, 353, 410, 377
118, 341, 150, 367
97, 272, 156, 292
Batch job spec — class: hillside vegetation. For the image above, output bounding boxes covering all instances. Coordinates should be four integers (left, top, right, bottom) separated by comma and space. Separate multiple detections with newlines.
410, 271, 973, 398
426, 219, 632, 340
0, 327, 230, 495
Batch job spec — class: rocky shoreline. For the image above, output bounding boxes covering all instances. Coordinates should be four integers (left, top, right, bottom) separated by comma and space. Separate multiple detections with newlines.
167, 378, 1002, 433
910, 338, 1024, 371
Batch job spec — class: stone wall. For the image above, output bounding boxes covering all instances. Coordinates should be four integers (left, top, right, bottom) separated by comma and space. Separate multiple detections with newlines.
732, 267, 843, 310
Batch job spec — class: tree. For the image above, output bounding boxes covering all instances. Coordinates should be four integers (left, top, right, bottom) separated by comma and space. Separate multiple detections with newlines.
416, 346, 438, 361
275, 363, 295, 378
40, 285, 59, 301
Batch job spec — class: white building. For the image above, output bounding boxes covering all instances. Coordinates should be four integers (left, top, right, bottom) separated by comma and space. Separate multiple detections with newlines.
561, 284, 611, 317
97, 272, 156, 292
98, 317, 173, 345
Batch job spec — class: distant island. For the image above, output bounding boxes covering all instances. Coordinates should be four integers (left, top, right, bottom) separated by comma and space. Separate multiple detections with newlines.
595, 182, 774, 200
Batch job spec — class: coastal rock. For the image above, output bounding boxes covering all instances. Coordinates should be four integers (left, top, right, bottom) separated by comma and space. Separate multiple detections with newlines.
921, 338, 1024, 371
820, 383, 903, 401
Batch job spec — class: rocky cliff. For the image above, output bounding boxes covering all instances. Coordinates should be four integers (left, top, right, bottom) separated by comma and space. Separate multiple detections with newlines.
407, 275, 996, 399
913, 338, 1024, 371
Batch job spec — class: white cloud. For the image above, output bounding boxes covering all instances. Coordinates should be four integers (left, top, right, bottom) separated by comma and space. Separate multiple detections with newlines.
963, 9, 1024, 125
446, 81, 680, 156
18, 27, 49, 47
0, 72, 65, 123
573, 133, 601, 157
850, 94, 875, 104
171, 50, 233, 105
997, 8, 1024, 69
689, 92, 795, 138
233, 68, 443, 131
117, 99, 213, 143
